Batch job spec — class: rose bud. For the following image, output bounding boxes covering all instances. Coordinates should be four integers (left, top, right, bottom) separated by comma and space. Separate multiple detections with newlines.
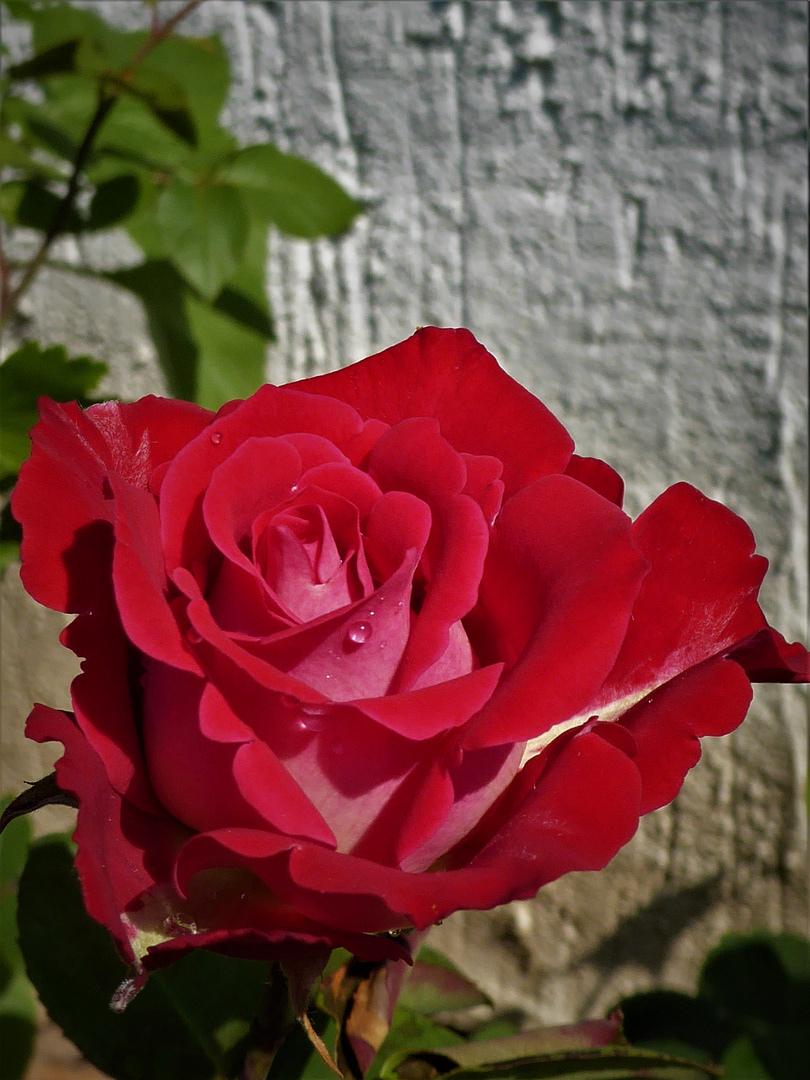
9, 327, 807, 985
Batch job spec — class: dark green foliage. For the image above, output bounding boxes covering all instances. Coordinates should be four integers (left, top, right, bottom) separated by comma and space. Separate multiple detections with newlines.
1, 0, 361, 414
17, 836, 271, 1080
617, 930, 810, 1080
0, 795, 36, 1080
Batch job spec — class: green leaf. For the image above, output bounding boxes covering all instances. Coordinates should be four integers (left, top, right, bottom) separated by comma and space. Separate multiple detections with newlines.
106, 252, 270, 409
0, 796, 32, 889
105, 260, 197, 401
0, 178, 84, 233
2, 91, 80, 162
399, 948, 491, 1016
22, 0, 143, 69
7, 37, 81, 80
380, 1044, 719, 1080
140, 34, 230, 149
374, 1009, 466, 1080
698, 931, 810, 1030
0, 794, 36, 1080
186, 289, 268, 410
86, 174, 140, 230
616, 990, 730, 1060
157, 177, 249, 299
0, 342, 107, 477
219, 143, 362, 239
17, 836, 270, 1080
0, 129, 68, 179
107, 66, 197, 147
721, 1037, 771, 1080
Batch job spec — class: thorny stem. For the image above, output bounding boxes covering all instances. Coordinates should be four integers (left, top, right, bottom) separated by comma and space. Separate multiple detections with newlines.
0, 0, 204, 329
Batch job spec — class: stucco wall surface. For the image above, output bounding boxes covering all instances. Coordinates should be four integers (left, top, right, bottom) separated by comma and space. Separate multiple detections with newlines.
1, 0, 807, 1046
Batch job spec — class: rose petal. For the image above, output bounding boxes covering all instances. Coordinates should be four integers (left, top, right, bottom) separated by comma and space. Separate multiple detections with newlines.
286, 730, 640, 931
729, 625, 809, 683
618, 656, 753, 813
369, 418, 490, 688
590, 483, 771, 713
160, 385, 365, 574
564, 454, 624, 507
173, 566, 328, 703
297, 462, 383, 520
142, 666, 336, 846
260, 550, 419, 699
464, 475, 648, 749
398, 743, 523, 873
354, 662, 504, 740
281, 432, 348, 469
13, 397, 210, 614
363, 490, 433, 584
295, 327, 574, 498
460, 453, 505, 524
110, 475, 201, 674
142, 924, 408, 972
203, 437, 303, 573
63, 612, 161, 815
26, 704, 182, 964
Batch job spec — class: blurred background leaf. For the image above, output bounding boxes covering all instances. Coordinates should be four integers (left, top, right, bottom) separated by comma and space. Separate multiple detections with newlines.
616, 929, 810, 1080
17, 834, 271, 1080
1, 0, 361, 414
0, 794, 36, 1080
0, 341, 107, 480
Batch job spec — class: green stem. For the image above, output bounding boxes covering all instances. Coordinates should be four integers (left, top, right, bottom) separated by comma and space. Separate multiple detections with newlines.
1, 91, 115, 326
238, 963, 296, 1080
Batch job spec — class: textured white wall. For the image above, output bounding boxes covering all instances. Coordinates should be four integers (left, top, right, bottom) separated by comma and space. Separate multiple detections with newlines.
2, 0, 807, 1028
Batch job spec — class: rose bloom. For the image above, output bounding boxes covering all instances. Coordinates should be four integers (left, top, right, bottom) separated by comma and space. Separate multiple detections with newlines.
13, 328, 807, 977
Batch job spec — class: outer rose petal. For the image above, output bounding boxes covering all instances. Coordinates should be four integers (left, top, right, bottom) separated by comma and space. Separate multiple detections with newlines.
25, 704, 184, 964
729, 626, 809, 683
13, 397, 211, 613
618, 656, 753, 814
464, 475, 648, 748
63, 612, 161, 815
564, 454, 624, 507
294, 327, 574, 499
588, 483, 773, 718
142, 925, 409, 973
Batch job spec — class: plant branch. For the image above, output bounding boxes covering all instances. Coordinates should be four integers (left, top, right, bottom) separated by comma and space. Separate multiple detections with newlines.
0, 0, 204, 329
1, 91, 115, 326
126, 0, 204, 73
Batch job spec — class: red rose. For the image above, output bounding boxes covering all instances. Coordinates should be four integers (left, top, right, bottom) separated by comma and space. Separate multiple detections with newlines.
13, 327, 807, 976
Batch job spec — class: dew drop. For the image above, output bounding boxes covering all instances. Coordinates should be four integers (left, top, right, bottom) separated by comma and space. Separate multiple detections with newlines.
449, 746, 464, 769
210, 431, 223, 445
301, 702, 329, 717
346, 621, 372, 646
296, 715, 326, 734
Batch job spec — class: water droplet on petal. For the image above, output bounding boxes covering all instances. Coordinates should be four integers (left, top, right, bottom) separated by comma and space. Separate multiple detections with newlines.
210, 431, 222, 445
296, 714, 326, 733
301, 702, 328, 716
449, 746, 464, 769
346, 621, 372, 646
